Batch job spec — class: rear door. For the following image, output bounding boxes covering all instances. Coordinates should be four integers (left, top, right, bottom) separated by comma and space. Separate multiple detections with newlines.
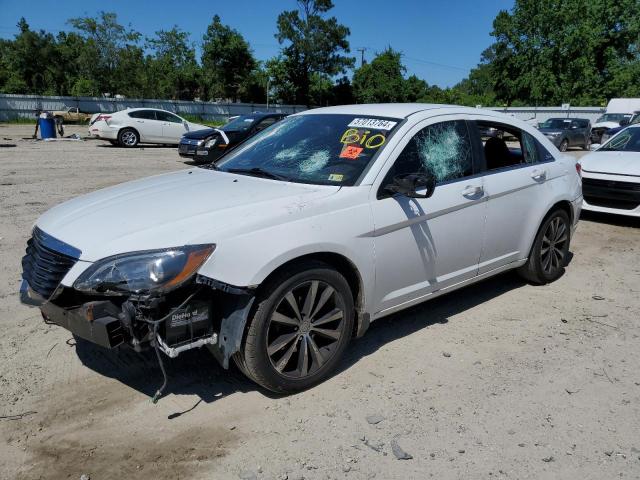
156, 111, 187, 143
128, 110, 163, 142
470, 117, 559, 273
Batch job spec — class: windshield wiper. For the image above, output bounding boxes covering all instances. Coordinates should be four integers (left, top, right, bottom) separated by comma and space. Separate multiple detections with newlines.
226, 167, 292, 182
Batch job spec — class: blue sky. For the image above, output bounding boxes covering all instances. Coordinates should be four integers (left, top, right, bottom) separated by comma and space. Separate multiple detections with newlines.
0, 0, 514, 87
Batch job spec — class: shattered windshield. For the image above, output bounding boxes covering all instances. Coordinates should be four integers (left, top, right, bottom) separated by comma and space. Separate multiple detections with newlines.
600, 128, 640, 152
540, 119, 571, 130
212, 114, 402, 185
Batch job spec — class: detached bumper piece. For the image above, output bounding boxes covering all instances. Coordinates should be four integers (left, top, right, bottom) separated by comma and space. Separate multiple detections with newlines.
41, 300, 125, 349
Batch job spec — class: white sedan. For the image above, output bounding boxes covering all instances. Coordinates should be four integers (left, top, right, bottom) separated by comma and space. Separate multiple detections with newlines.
581, 125, 640, 217
88, 108, 208, 147
22, 104, 582, 395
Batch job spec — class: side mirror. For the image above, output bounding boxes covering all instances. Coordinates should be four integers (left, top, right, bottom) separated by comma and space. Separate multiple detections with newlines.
590, 143, 601, 151
385, 173, 436, 199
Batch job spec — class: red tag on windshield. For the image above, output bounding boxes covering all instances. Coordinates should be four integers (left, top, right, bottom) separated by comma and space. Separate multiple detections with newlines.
340, 145, 363, 160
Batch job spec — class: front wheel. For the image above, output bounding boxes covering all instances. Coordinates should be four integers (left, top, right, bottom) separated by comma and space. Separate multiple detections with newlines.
518, 209, 571, 284
235, 261, 354, 393
559, 139, 569, 152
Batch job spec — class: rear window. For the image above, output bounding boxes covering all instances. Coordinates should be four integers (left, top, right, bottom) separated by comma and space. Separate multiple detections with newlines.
128, 110, 156, 120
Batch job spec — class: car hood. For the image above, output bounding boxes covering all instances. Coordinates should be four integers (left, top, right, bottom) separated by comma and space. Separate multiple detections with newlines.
36, 168, 340, 261
580, 151, 640, 177
182, 128, 216, 140
593, 121, 621, 130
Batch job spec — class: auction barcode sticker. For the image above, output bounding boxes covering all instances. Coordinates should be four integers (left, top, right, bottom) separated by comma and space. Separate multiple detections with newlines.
347, 118, 398, 131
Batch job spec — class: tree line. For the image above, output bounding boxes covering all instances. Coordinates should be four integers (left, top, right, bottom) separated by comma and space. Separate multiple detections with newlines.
0, 0, 638, 107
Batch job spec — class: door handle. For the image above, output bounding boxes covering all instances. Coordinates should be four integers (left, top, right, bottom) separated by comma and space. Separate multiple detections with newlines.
136, 120, 144, 123
531, 169, 547, 181
461, 185, 484, 198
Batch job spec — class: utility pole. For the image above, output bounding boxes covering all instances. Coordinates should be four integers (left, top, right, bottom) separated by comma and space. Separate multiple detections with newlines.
266, 77, 270, 111
356, 47, 367, 67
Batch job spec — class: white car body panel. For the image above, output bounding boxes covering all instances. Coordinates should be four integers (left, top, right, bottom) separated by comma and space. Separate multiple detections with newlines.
36, 104, 582, 322
580, 140, 640, 217
88, 108, 207, 145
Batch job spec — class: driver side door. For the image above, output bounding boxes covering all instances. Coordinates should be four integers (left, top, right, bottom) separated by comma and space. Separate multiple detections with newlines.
370, 117, 487, 317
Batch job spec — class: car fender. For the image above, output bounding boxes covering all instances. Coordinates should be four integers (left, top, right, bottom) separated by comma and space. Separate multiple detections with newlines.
197, 193, 376, 314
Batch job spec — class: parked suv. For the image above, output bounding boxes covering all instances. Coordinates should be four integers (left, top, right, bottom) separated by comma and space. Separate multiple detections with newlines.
20, 104, 582, 396
538, 117, 591, 151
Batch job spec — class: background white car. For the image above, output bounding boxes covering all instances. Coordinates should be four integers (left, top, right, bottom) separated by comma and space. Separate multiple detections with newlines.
581, 125, 640, 217
88, 108, 208, 147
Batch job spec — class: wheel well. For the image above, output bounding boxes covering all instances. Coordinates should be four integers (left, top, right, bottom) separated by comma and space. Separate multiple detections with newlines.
258, 252, 364, 334
118, 126, 139, 138
548, 200, 573, 224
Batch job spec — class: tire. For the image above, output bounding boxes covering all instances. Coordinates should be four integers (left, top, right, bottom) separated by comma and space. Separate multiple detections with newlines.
518, 209, 571, 285
235, 261, 355, 393
118, 128, 139, 147
559, 139, 569, 152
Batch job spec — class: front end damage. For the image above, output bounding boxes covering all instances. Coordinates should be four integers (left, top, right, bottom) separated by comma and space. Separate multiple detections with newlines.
20, 227, 255, 402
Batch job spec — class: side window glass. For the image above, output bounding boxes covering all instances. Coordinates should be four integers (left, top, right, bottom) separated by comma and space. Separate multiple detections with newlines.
156, 111, 182, 123
522, 132, 540, 164
255, 117, 277, 131
536, 138, 555, 162
128, 110, 156, 120
386, 120, 473, 185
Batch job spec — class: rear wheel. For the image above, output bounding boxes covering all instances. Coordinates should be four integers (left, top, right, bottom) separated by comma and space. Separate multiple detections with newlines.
518, 209, 571, 284
118, 128, 139, 147
559, 139, 569, 152
235, 261, 354, 393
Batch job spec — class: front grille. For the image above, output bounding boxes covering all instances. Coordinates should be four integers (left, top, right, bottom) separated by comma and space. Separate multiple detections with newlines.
583, 177, 640, 210
21, 227, 80, 299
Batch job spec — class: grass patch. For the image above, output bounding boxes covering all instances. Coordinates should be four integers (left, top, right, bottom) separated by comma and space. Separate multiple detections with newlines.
1, 117, 37, 124
181, 114, 226, 127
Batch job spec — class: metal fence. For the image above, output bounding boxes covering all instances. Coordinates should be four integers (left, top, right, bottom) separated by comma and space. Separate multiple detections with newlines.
0, 94, 307, 122
0, 94, 606, 123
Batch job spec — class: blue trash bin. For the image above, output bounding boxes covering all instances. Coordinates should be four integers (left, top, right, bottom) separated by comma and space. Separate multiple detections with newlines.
39, 117, 56, 139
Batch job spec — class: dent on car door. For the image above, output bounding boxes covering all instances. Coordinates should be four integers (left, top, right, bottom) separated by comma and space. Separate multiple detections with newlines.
370, 118, 487, 316
472, 120, 555, 273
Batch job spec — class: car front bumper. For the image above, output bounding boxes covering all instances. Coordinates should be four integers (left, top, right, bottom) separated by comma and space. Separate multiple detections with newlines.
581, 173, 640, 217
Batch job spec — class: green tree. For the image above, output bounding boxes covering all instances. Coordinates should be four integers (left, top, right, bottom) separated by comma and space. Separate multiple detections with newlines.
486, 0, 640, 105
0, 18, 61, 95
146, 27, 200, 99
201, 15, 256, 102
68, 11, 142, 96
275, 0, 354, 105
352, 48, 410, 103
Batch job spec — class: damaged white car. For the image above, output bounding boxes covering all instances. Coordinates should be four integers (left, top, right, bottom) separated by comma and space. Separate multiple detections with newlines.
20, 104, 582, 397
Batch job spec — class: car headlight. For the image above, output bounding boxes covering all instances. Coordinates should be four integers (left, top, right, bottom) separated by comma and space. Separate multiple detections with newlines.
205, 137, 218, 148
74, 244, 215, 295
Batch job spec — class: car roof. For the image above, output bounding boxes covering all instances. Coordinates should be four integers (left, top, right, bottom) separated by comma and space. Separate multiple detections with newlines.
299, 103, 514, 120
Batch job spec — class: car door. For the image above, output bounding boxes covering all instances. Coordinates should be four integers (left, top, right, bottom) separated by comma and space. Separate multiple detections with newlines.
370, 117, 486, 316
156, 111, 187, 143
128, 110, 163, 142
470, 117, 558, 274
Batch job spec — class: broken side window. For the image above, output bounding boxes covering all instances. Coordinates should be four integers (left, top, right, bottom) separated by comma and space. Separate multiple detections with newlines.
388, 120, 473, 184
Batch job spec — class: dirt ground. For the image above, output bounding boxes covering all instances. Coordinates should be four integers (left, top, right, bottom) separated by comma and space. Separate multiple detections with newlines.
1, 124, 639, 480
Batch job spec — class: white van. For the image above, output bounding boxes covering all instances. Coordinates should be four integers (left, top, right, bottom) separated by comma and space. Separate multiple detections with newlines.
591, 98, 640, 142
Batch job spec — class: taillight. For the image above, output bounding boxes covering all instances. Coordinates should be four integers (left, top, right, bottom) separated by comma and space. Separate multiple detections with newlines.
575, 162, 582, 178
97, 115, 111, 122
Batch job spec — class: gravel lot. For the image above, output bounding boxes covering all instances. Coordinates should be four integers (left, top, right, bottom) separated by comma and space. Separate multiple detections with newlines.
1, 124, 639, 480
